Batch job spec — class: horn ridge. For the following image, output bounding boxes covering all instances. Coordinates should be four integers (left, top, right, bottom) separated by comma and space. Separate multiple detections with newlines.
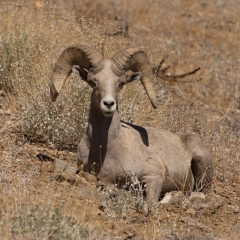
50, 45, 103, 102
112, 48, 157, 108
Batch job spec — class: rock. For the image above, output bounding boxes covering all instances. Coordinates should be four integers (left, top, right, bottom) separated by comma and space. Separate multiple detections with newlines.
36, 153, 54, 162
160, 191, 183, 204
73, 185, 102, 201
122, 227, 136, 240
54, 159, 86, 185
206, 194, 224, 210
189, 192, 206, 204
75, 175, 90, 186
54, 158, 78, 178
184, 192, 207, 210
186, 208, 196, 216
0, 90, 5, 97
0, 109, 11, 116
83, 172, 97, 185
226, 204, 239, 214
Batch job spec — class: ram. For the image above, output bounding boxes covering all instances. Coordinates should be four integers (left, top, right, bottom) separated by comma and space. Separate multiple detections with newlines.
50, 45, 213, 203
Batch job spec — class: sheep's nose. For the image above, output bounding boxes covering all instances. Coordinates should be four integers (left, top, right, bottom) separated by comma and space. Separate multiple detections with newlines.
103, 100, 115, 109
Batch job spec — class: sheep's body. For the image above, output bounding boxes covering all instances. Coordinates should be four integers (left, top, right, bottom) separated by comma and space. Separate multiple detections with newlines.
50, 45, 213, 203
77, 98, 212, 202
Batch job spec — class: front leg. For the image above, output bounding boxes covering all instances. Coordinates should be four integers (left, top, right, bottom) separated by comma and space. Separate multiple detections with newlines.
77, 135, 89, 167
142, 175, 164, 203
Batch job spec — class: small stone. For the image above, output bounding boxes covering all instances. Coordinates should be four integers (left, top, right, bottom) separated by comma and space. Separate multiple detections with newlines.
160, 191, 183, 204
74, 185, 101, 201
189, 192, 207, 207
186, 208, 196, 216
0, 90, 5, 97
75, 174, 90, 186
54, 159, 78, 178
189, 192, 206, 201
207, 194, 224, 210
121, 212, 127, 219
83, 172, 97, 185
226, 204, 239, 213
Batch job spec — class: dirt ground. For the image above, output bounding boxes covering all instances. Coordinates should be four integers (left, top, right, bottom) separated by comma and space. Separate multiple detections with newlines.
1, 110, 239, 239
0, 0, 240, 239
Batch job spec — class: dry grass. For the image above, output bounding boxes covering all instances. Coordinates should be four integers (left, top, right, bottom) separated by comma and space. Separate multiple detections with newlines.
0, 1, 144, 150
0, 0, 240, 239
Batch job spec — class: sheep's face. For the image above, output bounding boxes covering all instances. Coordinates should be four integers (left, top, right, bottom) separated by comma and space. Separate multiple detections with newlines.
73, 60, 142, 117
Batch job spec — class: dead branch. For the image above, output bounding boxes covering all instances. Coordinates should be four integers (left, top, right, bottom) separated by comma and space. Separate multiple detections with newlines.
153, 59, 200, 82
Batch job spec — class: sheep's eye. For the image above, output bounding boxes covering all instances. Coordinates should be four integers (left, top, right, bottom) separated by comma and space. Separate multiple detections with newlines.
118, 83, 124, 89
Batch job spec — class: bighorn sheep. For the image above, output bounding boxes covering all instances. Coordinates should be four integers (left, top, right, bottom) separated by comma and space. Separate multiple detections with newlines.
50, 45, 213, 203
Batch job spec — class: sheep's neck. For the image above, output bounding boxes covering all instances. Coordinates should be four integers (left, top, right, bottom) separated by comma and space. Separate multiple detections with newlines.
88, 109, 121, 144
86, 100, 121, 170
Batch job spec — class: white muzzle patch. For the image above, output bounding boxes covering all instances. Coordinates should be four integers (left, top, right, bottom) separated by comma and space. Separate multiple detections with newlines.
100, 97, 116, 117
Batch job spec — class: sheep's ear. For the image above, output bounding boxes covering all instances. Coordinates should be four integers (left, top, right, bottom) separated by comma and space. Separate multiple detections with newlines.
72, 65, 88, 81
126, 72, 142, 84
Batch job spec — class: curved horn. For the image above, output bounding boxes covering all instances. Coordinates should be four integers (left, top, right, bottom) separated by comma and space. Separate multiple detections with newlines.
112, 48, 157, 108
50, 45, 103, 102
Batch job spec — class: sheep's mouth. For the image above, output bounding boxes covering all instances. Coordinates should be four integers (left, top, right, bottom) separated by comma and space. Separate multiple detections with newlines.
101, 110, 115, 117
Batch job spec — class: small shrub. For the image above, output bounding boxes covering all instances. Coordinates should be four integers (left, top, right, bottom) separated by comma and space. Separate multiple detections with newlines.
100, 174, 148, 218
0, 1, 150, 150
0, 205, 100, 240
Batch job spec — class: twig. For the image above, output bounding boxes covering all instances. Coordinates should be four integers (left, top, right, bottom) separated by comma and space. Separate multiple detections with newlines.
153, 59, 165, 78
152, 59, 201, 82
162, 67, 201, 81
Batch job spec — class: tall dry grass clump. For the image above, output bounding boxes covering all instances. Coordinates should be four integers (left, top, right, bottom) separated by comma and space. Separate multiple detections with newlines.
0, 1, 153, 150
